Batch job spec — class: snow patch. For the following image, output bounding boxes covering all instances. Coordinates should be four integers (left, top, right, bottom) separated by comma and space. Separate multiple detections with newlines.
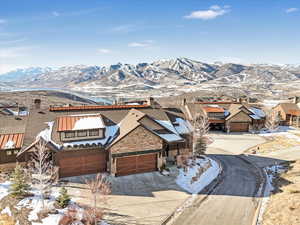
155, 120, 178, 134
1, 206, 12, 216
259, 126, 300, 141
73, 117, 105, 130
257, 164, 285, 225
4, 140, 15, 149
174, 117, 193, 134
176, 157, 220, 194
37, 121, 61, 149
0, 181, 11, 200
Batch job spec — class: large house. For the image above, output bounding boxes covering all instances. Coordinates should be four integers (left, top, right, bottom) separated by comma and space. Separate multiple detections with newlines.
273, 99, 300, 127
0, 99, 193, 178
183, 101, 266, 132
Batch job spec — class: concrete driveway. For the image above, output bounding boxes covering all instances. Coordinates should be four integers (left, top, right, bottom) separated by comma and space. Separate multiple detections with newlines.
64, 170, 190, 225
208, 132, 266, 154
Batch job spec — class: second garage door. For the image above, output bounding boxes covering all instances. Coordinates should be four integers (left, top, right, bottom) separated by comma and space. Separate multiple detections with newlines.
230, 122, 249, 132
116, 153, 157, 176
58, 150, 107, 178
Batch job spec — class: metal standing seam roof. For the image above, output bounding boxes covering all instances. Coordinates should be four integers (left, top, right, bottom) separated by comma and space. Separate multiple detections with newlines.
49, 104, 150, 111
56, 114, 104, 132
0, 133, 24, 150
202, 106, 225, 113
289, 110, 300, 116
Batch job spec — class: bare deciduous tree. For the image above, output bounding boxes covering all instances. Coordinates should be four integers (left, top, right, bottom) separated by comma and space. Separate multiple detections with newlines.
29, 140, 58, 208
84, 173, 111, 225
265, 111, 280, 131
192, 112, 210, 156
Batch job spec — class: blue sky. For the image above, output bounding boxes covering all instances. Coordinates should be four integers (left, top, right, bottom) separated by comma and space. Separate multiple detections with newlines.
0, 0, 300, 73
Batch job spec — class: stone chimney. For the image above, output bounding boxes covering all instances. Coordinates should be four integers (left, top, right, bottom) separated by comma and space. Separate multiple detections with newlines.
147, 97, 155, 106
33, 99, 41, 109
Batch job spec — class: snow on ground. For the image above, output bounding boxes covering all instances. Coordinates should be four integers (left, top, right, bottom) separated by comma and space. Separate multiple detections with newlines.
176, 157, 220, 194
0, 181, 110, 225
16, 187, 59, 222
1, 206, 12, 216
0, 181, 11, 200
257, 164, 285, 225
259, 126, 300, 141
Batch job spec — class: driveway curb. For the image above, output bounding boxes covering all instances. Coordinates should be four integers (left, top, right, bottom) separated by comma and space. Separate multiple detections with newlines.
160, 156, 224, 225
237, 154, 267, 225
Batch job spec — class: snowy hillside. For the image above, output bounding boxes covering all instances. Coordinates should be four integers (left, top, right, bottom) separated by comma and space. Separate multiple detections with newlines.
1, 58, 300, 93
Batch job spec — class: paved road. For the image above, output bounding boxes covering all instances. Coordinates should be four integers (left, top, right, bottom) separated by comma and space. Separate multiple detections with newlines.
172, 154, 261, 225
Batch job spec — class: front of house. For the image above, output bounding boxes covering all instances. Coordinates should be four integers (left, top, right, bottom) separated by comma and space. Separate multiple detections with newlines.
7, 102, 193, 178
183, 101, 266, 132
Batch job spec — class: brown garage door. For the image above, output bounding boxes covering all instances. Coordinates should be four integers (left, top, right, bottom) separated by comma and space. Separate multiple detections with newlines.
116, 153, 157, 176
230, 122, 249, 132
58, 151, 107, 178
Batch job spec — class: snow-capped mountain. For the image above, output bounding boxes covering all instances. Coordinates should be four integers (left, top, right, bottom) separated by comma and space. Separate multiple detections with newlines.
0, 67, 53, 82
1, 58, 300, 90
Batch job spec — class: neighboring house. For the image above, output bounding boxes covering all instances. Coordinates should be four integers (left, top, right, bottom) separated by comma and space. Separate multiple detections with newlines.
183, 101, 265, 132
273, 102, 300, 127
0, 114, 27, 165
0, 133, 25, 164
15, 101, 193, 178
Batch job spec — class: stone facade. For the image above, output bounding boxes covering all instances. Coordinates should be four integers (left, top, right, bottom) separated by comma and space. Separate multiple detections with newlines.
109, 125, 163, 175
109, 125, 163, 154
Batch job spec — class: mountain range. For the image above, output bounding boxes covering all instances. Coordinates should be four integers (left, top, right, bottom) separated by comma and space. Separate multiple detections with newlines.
1, 58, 300, 91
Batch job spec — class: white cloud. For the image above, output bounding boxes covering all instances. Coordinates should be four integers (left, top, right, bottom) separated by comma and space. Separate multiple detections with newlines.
184, 5, 230, 20
285, 8, 299, 13
128, 40, 154, 48
52, 11, 60, 17
0, 19, 7, 24
97, 48, 112, 54
0, 64, 19, 74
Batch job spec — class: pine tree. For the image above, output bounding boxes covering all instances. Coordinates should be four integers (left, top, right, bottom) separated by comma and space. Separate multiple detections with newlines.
56, 187, 71, 208
9, 163, 30, 198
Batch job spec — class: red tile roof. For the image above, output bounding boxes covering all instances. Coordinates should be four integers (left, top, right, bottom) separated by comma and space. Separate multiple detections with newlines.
57, 115, 103, 132
0, 133, 24, 150
49, 104, 150, 112
202, 106, 225, 113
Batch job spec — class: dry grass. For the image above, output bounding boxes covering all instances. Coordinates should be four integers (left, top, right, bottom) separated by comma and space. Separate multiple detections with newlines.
262, 160, 300, 225
0, 214, 15, 225
248, 136, 300, 154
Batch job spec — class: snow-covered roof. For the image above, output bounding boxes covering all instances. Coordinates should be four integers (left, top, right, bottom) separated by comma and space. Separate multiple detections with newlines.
224, 110, 230, 117
174, 117, 193, 134
155, 120, 179, 134
37, 121, 61, 149
63, 124, 119, 148
207, 104, 221, 108
157, 133, 183, 142
4, 140, 15, 149
249, 107, 265, 119
73, 117, 105, 130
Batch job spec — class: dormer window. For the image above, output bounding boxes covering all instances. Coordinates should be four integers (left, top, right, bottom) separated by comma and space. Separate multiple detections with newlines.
57, 114, 106, 142
89, 129, 100, 136
77, 130, 87, 137
65, 131, 76, 138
